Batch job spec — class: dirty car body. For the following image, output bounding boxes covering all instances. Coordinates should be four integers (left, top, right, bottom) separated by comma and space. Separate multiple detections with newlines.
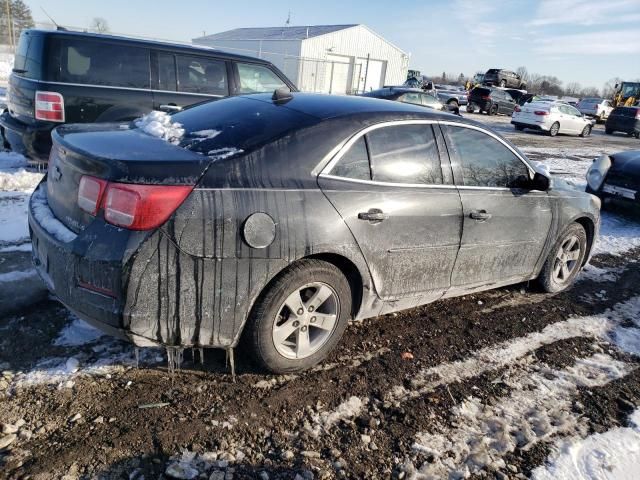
29, 93, 601, 372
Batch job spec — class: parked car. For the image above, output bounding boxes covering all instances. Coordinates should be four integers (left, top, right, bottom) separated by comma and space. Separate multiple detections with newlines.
511, 101, 594, 137
29, 91, 600, 373
467, 86, 516, 115
483, 69, 526, 89
362, 87, 445, 111
605, 106, 640, 138
577, 98, 614, 123
0, 29, 295, 162
586, 151, 640, 205
435, 88, 469, 107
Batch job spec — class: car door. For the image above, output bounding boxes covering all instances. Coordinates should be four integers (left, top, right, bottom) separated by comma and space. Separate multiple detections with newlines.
318, 121, 463, 301
557, 105, 580, 133
566, 104, 587, 132
421, 93, 442, 110
151, 52, 230, 113
440, 123, 552, 291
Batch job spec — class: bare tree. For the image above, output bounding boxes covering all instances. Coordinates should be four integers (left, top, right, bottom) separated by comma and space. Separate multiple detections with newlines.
565, 82, 581, 96
516, 66, 529, 84
90, 17, 109, 33
602, 77, 623, 99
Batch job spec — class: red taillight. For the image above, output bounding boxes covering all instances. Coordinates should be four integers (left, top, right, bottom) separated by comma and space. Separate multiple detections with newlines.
514, 105, 521, 112
635, 108, 640, 119
103, 183, 193, 230
481, 95, 490, 100
534, 110, 549, 116
35, 91, 65, 122
78, 176, 108, 215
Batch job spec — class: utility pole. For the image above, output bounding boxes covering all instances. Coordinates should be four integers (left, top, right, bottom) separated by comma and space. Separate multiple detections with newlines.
5, 0, 15, 50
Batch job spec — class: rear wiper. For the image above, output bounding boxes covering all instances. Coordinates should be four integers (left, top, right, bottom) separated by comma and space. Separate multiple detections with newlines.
12, 68, 27, 74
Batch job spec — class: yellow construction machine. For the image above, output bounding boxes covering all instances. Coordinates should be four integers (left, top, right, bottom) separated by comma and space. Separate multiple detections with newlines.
613, 81, 640, 107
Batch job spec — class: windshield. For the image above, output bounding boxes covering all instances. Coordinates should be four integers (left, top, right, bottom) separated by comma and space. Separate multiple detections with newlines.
621, 83, 640, 97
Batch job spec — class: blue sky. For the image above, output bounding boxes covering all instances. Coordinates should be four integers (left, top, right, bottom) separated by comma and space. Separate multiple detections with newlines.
24, 0, 640, 89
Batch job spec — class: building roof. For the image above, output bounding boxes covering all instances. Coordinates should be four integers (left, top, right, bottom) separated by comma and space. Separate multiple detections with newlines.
193, 24, 359, 42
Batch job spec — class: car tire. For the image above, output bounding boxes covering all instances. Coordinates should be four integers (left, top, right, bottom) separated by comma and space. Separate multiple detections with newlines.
499, 80, 507, 87
466, 105, 475, 113
579, 125, 592, 137
488, 104, 498, 116
537, 223, 588, 293
243, 259, 352, 373
549, 122, 560, 137
447, 99, 459, 107
605, 128, 613, 135
520, 82, 527, 90
634, 132, 640, 139
514, 125, 524, 131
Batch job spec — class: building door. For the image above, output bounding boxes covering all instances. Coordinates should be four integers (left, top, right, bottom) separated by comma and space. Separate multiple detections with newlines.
325, 54, 351, 94
354, 58, 385, 93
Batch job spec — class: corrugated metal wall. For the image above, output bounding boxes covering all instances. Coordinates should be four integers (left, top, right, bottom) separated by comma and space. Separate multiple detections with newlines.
300, 25, 408, 94
193, 25, 409, 94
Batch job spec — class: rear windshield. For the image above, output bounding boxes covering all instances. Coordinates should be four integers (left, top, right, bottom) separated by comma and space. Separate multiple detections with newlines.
613, 107, 639, 117
49, 37, 150, 89
471, 87, 491, 96
171, 96, 319, 154
13, 31, 44, 79
486, 69, 499, 74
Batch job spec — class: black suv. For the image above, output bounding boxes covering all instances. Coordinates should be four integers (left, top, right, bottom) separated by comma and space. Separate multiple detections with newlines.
605, 106, 640, 138
483, 69, 526, 89
467, 87, 517, 115
0, 29, 296, 162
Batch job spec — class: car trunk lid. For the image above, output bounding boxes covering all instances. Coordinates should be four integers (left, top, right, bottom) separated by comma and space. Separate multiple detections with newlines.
46, 123, 211, 233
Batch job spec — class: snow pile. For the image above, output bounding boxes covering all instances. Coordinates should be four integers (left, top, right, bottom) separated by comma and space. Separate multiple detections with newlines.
192, 129, 221, 140
596, 212, 640, 256
54, 315, 104, 346
532, 409, 640, 480
608, 296, 640, 357
411, 354, 630, 478
30, 186, 77, 243
307, 396, 365, 437
0, 52, 13, 84
134, 110, 185, 144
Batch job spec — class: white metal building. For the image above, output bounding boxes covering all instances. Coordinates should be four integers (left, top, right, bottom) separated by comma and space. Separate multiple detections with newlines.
192, 24, 409, 94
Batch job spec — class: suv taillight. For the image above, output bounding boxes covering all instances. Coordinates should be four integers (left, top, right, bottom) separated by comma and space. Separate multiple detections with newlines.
35, 91, 65, 122
636, 108, 640, 120
514, 105, 521, 112
481, 95, 490, 100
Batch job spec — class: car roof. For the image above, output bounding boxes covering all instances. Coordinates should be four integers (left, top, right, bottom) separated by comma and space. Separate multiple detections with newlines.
26, 28, 271, 64
246, 92, 458, 122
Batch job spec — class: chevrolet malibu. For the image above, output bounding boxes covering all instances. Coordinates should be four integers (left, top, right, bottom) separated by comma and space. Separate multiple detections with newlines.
29, 92, 601, 373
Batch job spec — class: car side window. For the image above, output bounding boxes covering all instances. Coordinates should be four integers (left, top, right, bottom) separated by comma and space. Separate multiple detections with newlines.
567, 105, 581, 116
57, 39, 150, 89
400, 92, 422, 105
366, 124, 443, 185
443, 125, 530, 188
331, 137, 371, 180
422, 94, 439, 106
157, 53, 177, 91
237, 63, 287, 94
176, 56, 228, 95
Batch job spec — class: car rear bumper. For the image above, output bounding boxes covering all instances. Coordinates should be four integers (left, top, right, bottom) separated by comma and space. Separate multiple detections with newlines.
605, 117, 640, 134
0, 111, 55, 162
511, 119, 550, 131
27, 182, 160, 346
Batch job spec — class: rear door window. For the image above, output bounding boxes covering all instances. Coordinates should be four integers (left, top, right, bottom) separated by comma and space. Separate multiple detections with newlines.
443, 125, 530, 188
176, 56, 228, 95
56, 38, 150, 88
366, 124, 443, 185
400, 92, 422, 105
237, 63, 287, 94
330, 137, 371, 180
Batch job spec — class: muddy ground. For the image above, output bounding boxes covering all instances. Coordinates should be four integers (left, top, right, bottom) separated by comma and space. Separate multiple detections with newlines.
1, 115, 640, 480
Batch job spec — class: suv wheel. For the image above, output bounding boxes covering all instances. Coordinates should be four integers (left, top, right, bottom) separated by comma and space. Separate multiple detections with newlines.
579, 125, 592, 137
605, 128, 613, 135
244, 259, 352, 373
499, 79, 507, 87
538, 223, 587, 293
447, 99, 459, 107
488, 104, 498, 116
549, 122, 560, 137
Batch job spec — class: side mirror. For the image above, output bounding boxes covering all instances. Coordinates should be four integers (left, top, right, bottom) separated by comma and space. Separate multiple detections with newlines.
531, 172, 550, 191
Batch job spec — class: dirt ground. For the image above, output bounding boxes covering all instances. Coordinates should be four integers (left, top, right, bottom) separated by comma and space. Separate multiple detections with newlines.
1, 113, 640, 480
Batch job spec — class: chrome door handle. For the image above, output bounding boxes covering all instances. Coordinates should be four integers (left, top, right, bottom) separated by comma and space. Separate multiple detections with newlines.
358, 209, 389, 222
159, 104, 183, 112
470, 210, 492, 221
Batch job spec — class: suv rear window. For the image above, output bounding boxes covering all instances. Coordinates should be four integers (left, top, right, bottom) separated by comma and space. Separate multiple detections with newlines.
471, 87, 491, 96
614, 107, 639, 117
486, 69, 500, 74
13, 32, 44, 79
53, 38, 150, 89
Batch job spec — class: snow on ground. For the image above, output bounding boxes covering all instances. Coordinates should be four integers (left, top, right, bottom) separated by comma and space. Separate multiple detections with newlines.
0, 51, 13, 85
596, 212, 640, 256
520, 146, 605, 189
0, 151, 43, 250
531, 409, 640, 480
53, 315, 105, 346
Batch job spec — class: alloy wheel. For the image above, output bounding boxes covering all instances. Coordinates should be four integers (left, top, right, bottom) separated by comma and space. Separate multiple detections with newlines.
550, 122, 560, 136
552, 235, 581, 284
272, 282, 340, 359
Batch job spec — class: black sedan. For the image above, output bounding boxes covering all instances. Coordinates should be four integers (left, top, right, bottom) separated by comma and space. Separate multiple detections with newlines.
362, 87, 446, 111
587, 150, 640, 205
29, 92, 600, 373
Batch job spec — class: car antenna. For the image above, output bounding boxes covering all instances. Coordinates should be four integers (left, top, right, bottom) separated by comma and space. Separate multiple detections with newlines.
272, 87, 293, 105
40, 6, 66, 31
